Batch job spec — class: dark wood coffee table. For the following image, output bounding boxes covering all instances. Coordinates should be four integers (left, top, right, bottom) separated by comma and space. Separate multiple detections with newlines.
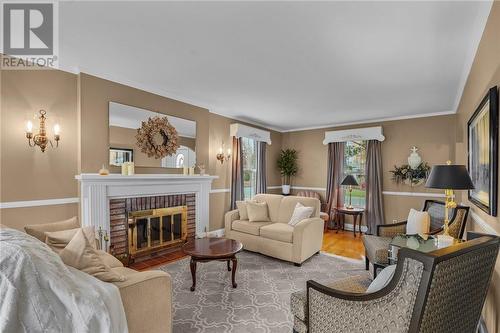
182, 238, 243, 291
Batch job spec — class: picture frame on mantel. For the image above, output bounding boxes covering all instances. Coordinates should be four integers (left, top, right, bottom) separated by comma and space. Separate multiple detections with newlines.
467, 86, 498, 216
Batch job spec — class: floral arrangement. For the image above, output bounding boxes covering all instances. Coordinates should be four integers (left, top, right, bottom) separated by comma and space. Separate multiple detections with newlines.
390, 162, 430, 186
136, 116, 179, 159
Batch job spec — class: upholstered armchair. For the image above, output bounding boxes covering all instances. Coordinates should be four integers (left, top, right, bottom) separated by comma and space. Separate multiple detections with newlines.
362, 200, 469, 277
296, 190, 330, 231
291, 235, 499, 333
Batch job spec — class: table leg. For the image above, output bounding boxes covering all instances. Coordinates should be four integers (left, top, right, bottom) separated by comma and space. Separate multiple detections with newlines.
190, 258, 197, 292
227, 260, 231, 271
353, 215, 357, 237
231, 257, 238, 288
359, 214, 363, 235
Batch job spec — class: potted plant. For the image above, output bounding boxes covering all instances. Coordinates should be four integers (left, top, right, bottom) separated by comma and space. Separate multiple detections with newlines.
277, 149, 298, 195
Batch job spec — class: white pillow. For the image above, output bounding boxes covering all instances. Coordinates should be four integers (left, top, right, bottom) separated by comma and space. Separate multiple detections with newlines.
288, 202, 314, 226
406, 208, 430, 235
366, 264, 396, 293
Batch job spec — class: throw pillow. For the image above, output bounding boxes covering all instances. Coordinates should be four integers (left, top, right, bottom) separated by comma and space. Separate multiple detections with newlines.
45, 226, 96, 253
59, 228, 125, 282
406, 208, 431, 235
25, 216, 80, 243
366, 264, 397, 293
236, 200, 255, 220
288, 202, 314, 226
246, 201, 270, 222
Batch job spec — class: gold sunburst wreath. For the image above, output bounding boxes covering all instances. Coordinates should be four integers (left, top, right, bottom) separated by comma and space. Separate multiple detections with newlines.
136, 116, 180, 159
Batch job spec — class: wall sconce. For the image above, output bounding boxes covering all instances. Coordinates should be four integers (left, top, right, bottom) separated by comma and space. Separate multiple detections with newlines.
25, 110, 60, 152
216, 143, 231, 164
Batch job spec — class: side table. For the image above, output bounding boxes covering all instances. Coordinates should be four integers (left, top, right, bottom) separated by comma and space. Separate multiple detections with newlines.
333, 207, 364, 237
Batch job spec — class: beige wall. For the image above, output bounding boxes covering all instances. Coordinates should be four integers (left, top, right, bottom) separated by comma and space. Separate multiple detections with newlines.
454, 2, 500, 331
0, 67, 79, 230
282, 115, 456, 224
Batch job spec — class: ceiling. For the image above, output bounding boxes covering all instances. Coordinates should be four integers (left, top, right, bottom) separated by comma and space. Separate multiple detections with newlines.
58, 1, 492, 132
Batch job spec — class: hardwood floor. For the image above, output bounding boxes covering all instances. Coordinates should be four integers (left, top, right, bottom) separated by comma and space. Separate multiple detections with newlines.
321, 229, 365, 260
132, 229, 366, 271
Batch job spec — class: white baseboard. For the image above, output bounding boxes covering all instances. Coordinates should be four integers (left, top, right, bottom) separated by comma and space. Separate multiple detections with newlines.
203, 228, 225, 238
340, 223, 368, 233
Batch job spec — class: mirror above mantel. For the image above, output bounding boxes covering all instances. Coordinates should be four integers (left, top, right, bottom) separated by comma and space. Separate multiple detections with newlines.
108, 102, 196, 168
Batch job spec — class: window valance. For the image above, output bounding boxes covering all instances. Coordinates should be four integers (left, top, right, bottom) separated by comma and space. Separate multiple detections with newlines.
230, 123, 272, 144
323, 126, 385, 144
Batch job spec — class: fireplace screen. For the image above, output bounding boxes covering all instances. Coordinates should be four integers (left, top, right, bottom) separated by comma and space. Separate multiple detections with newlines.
128, 206, 188, 255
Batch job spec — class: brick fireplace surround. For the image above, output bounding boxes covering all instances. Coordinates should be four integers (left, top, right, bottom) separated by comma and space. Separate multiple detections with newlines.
110, 194, 196, 262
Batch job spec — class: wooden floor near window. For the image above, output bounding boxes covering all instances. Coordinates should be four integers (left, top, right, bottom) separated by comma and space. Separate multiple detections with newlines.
321, 229, 365, 260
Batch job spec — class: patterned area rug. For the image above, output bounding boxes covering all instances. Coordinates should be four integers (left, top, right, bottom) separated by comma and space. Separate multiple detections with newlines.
159, 251, 370, 333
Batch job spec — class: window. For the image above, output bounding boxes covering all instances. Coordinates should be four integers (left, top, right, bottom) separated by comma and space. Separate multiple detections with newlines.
343, 141, 367, 208
241, 137, 257, 200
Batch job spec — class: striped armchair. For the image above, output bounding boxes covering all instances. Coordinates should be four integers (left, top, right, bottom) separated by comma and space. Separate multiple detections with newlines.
362, 200, 469, 277
291, 235, 499, 333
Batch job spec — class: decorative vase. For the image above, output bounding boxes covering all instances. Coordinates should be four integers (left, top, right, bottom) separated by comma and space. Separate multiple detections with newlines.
99, 164, 109, 176
282, 185, 291, 195
408, 146, 422, 169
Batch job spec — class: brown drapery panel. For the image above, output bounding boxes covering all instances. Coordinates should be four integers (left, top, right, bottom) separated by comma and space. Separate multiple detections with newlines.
230, 137, 244, 209
256, 142, 267, 194
325, 142, 345, 223
365, 140, 384, 234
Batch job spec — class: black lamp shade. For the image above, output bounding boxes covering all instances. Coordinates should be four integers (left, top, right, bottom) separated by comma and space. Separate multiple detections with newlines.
341, 175, 359, 186
425, 164, 474, 190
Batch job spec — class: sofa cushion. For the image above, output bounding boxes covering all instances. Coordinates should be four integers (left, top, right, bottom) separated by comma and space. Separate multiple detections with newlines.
232, 220, 273, 236
254, 194, 283, 222
97, 250, 124, 268
24, 216, 80, 242
278, 196, 320, 223
59, 228, 125, 282
362, 234, 392, 264
260, 223, 294, 243
291, 275, 370, 322
236, 200, 255, 220
44, 226, 96, 253
247, 201, 270, 222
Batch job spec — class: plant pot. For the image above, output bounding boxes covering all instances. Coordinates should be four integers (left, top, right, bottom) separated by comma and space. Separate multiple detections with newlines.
282, 185, 291, 195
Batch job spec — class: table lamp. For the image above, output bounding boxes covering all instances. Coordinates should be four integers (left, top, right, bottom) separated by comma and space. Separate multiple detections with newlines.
341, 175, 359, 209
425, 161, 474, 242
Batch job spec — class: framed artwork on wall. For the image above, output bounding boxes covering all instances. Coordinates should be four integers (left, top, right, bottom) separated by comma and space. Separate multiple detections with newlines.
110, 147, 134, 166
467, 86, 498, 216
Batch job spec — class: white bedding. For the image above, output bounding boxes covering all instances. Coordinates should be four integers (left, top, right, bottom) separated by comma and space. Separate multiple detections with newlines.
0, 227, 128, 333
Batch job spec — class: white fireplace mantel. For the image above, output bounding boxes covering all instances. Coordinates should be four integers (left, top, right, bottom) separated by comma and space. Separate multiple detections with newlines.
75, 173, 218, 240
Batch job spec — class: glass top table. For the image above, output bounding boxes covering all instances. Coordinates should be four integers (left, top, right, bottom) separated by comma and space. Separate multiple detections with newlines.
388, 235, 463, 265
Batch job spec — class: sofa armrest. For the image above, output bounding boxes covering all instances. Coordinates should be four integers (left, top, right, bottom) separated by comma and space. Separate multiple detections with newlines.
377, 221, 407, 237
292, 217, 324, 263
224, 209, 239, 237
115, 270, 172, 333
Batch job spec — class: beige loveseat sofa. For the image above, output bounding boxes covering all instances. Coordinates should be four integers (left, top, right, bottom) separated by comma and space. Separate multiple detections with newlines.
24, 218, 172, 333
225, 194, 324, 265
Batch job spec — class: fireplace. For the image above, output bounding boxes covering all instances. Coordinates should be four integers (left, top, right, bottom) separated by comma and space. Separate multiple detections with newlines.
75, 174, 217, 263
128, 206, 188, 256
109, 193, 196, 264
